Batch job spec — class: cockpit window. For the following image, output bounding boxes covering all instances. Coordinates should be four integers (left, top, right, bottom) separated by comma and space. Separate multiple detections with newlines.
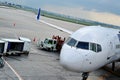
65, 37, 71, 43
90, 43, 96, 52
76, 42, 89, 50
67, 38, 77, 47
66, 37, 102, 52
90, 43, 102, 52
97, 44, 102, 52
76, 42, 102, 52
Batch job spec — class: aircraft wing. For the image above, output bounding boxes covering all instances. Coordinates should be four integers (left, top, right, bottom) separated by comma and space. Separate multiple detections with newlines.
39, 20, 73, 34
36, 8, 73, 34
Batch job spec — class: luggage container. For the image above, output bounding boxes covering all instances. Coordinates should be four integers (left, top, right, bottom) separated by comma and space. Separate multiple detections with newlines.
0, 40, 5, 54
19, 37, 31, 55
1, 38, 24, 56
0, 40, 5, 68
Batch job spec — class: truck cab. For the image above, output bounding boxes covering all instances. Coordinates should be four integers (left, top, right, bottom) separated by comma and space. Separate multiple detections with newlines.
40, 38, 57, 51
38, 35, 65, 52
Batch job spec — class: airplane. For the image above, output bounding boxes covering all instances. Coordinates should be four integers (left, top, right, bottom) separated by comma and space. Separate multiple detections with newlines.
60, 26, 120, 80
36, 9, 120, 80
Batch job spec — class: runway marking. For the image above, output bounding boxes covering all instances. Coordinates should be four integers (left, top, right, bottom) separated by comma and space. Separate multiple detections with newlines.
4, 59, 23, 80
40, 20, 73, 34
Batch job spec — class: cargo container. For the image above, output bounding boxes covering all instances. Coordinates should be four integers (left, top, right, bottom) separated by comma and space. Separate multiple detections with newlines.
19, 37, 31, 55
1, 38, 25, 56
0, 40, 5, 54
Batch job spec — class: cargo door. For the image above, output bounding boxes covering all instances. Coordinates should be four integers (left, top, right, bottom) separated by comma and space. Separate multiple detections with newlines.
0, 43, 4, 53
7, 42, 24, 51
23, 42, 31, 51
19, 37, 31, 51
107, 37, 115, 60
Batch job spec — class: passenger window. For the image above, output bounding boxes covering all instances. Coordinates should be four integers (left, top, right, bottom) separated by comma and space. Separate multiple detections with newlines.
76, 42, 89, 50
67, 38, 77, 47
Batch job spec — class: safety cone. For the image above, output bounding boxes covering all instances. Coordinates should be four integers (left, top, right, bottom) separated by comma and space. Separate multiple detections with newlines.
13, 23, 16, 27
33, 37, 36, 42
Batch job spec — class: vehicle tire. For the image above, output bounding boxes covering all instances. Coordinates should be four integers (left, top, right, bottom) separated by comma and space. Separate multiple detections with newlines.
0, 58, 4, 68
17, 53, 21, 56
11, 53, 14, 56
51, 47, 54, 51
40, 45, 43, 50
48, 48, 50, 51
6, 53, 9, 57
25, 52, 29, 56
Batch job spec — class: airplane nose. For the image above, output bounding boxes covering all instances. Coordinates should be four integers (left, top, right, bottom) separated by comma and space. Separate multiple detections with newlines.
60, 48, 84, 72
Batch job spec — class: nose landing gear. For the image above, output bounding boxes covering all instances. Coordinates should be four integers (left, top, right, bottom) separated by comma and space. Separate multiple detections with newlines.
82, 72, 89, 80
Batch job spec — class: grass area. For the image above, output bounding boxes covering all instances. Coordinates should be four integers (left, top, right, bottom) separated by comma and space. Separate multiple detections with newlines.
38, 10, 120, 29
41, 13, 92, 26
41, 11, 120, 29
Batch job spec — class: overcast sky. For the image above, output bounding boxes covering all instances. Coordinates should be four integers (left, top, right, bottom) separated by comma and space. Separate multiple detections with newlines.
0, 0, 120, 15
1, 0, 120, 26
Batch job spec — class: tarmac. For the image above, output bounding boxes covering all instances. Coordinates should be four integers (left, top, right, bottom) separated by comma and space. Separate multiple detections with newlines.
0, 6, 120, 80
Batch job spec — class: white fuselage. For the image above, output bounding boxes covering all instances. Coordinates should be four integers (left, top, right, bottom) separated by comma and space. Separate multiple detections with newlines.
60, 26, 120, 72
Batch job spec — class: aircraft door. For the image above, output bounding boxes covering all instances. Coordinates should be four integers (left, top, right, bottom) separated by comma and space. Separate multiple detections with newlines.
107, 37, 115, 60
